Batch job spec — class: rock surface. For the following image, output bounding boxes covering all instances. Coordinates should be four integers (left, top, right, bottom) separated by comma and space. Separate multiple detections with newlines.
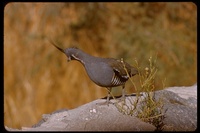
21, 100, 156, 131
5, 84, 197, 131
156, 84, 197, 131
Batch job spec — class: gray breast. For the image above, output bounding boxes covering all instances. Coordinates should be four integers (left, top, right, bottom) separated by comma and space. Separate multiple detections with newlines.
84, 61, 115, 87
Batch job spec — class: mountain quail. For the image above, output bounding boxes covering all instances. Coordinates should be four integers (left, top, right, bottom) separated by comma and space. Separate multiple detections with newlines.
50, 41, 138, 105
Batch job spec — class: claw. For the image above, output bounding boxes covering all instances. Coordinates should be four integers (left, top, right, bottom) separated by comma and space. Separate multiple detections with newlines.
96, 100, 113, 106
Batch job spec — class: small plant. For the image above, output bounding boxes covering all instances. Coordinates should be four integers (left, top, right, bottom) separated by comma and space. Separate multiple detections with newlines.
115, 56, 165, 130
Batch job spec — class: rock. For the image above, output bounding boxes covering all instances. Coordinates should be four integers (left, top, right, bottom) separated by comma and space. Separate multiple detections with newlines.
155, 84, 197, 131
5, 85, 197, 131
22, 100, 156, 131
31, 108, 68, 128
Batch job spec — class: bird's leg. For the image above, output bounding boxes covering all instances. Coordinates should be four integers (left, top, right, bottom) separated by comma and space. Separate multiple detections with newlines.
106, 87, 112, 104
118, 84, 126, 102
122, 84, 126, 99
96, 87, 113, 106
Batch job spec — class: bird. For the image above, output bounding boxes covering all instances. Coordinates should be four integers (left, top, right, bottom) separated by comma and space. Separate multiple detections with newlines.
50, 41, 138, 105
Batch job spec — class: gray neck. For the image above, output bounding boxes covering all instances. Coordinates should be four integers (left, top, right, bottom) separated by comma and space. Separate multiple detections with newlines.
66, 48, 95, 65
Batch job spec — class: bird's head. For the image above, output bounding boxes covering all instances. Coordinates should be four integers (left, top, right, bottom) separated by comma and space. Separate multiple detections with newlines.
64, 47, 80, 62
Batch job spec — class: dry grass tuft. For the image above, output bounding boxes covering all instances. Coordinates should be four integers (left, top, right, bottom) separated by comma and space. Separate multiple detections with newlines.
115, 56, 165, 130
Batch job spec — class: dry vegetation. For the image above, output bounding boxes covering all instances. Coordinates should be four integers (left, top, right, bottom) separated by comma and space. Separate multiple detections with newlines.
115, 56, 165, 130
4, 2, 196, 129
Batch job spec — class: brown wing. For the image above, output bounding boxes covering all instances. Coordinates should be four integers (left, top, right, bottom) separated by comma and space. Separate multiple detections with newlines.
106, 58, 133, 79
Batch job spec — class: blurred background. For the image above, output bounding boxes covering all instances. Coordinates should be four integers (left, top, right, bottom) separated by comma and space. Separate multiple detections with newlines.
4, 2, 197, 129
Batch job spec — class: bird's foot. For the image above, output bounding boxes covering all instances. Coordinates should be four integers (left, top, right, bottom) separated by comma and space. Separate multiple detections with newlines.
96, 100, 113, 106
117, 96, 126, 104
